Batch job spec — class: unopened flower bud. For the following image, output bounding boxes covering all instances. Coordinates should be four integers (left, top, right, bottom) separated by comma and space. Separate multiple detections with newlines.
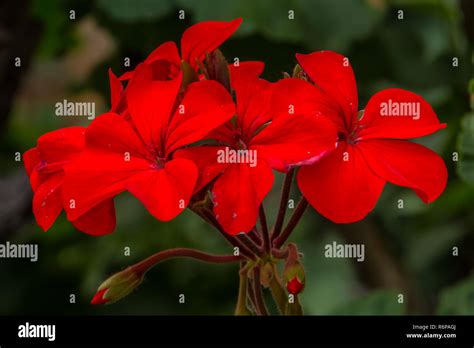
283, 244, 306, 295
91, 266, 144, 305
202, 49, 231, 91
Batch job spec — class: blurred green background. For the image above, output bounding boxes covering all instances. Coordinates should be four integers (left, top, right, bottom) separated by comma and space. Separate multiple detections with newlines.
0, 0, 473, 315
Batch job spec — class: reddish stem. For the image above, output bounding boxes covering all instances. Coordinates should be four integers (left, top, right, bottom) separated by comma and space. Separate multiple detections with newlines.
273, 197, 308, 248
259, 205, 271, 255
271, 169, 294, 242
133, 248, 243, 275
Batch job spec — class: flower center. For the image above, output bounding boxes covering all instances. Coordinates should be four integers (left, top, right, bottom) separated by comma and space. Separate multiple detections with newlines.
151, 157, 165, 170
338, 129, 358, 145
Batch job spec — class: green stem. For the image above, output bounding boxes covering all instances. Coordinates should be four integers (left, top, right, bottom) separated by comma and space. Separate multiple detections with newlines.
269, 265, 288, 314
252, 267, 269, 316
235, 263, 252, 315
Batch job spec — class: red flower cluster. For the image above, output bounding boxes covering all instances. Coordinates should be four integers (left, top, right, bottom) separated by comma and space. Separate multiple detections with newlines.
24, 19, 447, 237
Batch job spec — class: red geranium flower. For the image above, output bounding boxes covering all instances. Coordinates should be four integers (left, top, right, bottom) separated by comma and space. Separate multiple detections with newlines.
274, 51, 447, 223
62, 63, 235, 227
23, 127, 115, 234
176, 65, 337, 235
108, 19, 242, 113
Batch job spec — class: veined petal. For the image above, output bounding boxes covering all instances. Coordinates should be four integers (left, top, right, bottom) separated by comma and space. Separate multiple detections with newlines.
358, 139, 447, 203
272, 78, 346, 131
127, 63, 182, 150
166, 80, 235, 154
250, 112, 337, 172
233, 73, 273, 138
174, 146, 230, 192
296, 51, 358, 129
126, 158, 198, 221
63, 113, 151, 220
212, 162, 274, 235
297, 143, 385, 223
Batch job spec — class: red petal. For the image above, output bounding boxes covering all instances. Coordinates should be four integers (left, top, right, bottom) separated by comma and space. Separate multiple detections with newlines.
63, 113, 151, 220
36, 127, 85, 167
357, 139, 447, 203
23, 148, 43, 191
272, 78, 346, 131
297, 143, 385, 223
108, 68, 123, 111
119, 70, 134, 81
296, 51, 358, 130
116, 42, 181, 82
212, 162, 274, 235
233, 73, 272, 138
358, 88, 446, 140
229, 61, 264, 90
145, 41, 182, 80
250, 112, 337, 172
71, 199, 116, 236
23, 148, 40, 176
173, 146, 229, 192
91, 288, 109, 305
166, 80, 235, 154
287, 277, 304, 295
127, 63, 182, 149
126, 158, 198, 221
32, 173, 64, 231
181, 18, 242, 69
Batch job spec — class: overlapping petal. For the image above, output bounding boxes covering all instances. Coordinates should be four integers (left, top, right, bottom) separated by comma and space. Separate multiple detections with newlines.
173, 146, 229, 192
165, 80, 235, 154
62, 113, 151, 220
127, 64, 182, 150
358, 139, 447, 203
126, 158, 198, 221
296, 51, 358, 129
212, 161, 273, 235
181, 18, 242, 69
271, 78, 345, 131
250, 112, 337, 172
297, 143, 385, 223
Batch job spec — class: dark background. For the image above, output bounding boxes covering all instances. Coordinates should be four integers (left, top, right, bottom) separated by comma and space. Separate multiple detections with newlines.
0, 0, 473, 315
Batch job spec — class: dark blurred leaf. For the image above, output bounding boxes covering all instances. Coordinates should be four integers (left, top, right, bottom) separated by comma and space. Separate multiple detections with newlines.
406, 223, 465, 272
437, 276, 474, 314
177, 0, 385, 51
97, 0, 173, 22
330, 290, 405, 315
457, 113, 474, 184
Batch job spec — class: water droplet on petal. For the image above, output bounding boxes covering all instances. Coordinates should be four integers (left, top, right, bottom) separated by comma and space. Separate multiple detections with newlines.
232, 212, 237, 219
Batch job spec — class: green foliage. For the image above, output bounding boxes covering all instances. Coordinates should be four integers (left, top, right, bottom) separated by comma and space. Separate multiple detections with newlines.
457, 114, 474, 183
1, 0, 473, 316
97, 0, 173, 22
331, 290, 405, 315
177, 0, 384, 51
437, 276, 474, 315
